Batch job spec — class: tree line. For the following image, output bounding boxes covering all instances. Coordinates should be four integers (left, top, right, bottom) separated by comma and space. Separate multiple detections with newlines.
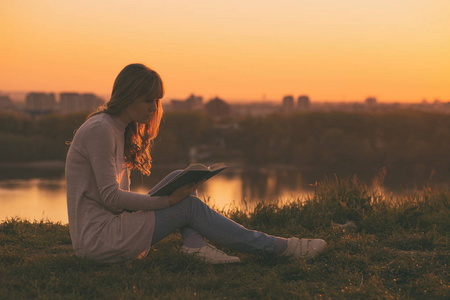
1, 110, 449, 183
0, 112, 86, 162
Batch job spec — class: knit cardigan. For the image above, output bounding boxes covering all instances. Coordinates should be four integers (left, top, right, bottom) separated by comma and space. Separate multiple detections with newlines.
65, 113, 169, 263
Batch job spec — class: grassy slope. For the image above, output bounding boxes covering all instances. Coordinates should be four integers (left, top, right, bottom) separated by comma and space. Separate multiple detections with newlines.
1, 177, 448, 299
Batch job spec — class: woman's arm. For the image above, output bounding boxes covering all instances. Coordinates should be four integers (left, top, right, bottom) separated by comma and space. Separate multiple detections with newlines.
83, 122, 169, 211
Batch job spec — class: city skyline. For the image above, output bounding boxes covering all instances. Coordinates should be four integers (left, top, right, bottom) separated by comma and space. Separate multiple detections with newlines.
2, 89, 448, 105
2, 90, 449, 119
1, 1, 449, 103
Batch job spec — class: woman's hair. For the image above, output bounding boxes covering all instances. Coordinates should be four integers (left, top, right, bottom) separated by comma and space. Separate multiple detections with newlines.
88, 63, 165, 175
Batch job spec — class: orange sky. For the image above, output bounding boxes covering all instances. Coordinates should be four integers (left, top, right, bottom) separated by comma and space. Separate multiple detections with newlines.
1, 0, 449, 103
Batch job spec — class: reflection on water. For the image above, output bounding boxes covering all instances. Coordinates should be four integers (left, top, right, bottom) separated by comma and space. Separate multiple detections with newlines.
0, 178, 68, 223
132, 168, 316, 212
202, 169, 313, 211
1, 168, 316, 223
1, 166, 447, 223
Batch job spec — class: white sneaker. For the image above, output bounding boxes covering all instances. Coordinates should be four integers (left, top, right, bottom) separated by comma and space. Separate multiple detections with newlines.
281, 237, 327, 259
181, 244, 241, 264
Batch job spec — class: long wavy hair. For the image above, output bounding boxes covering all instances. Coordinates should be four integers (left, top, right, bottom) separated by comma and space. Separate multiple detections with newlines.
88, 63, 164, 175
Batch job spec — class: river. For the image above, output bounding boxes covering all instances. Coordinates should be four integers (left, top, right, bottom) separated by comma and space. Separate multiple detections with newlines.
0, 164, 446, 223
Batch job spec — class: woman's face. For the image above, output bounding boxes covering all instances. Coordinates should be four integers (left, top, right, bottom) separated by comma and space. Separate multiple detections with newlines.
120, 94, 160, 124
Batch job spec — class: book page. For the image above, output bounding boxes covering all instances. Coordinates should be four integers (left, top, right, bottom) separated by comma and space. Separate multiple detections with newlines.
150, 163, 227, 196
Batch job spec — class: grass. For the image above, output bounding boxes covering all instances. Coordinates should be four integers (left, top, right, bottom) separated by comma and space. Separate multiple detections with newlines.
1, 177, 449, 299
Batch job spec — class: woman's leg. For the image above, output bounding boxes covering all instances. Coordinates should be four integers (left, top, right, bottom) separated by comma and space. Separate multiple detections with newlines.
152, 196, 283, 255
149, 170, 207, 248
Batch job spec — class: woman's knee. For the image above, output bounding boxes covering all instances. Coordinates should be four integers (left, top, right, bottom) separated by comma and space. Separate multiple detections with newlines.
181, 195, 200, 205
180, 196, 206, 212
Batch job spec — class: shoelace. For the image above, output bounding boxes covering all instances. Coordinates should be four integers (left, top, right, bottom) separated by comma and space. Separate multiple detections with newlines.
294, 239, 311, 257
304, 239, 311, 256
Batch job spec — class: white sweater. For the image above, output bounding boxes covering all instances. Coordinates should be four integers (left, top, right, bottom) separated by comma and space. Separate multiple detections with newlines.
65, 113, 169, 263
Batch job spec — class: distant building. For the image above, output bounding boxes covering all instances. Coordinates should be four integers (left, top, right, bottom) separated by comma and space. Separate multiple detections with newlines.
169, 94, 203, 111
25, 92, 56, 115
205, 97, 230, 117
231, 102, 278, 117
60, 93, 104, 114
297, 95, 310, 110
282, 95, 294, 112
0, 95, 16, 112
185, 94, 203, 110
365, 97, 377, 106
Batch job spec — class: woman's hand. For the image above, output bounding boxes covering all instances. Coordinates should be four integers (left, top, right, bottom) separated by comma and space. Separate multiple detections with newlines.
168, 182, 198, 206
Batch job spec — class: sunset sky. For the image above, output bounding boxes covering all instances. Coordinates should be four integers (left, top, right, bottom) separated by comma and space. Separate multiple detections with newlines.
1, 0, 449, 103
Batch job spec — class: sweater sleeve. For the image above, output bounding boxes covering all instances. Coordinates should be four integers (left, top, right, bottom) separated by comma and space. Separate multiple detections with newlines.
83, 122, 169, 211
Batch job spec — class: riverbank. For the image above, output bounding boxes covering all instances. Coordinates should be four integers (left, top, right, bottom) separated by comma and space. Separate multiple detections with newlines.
0, 160, 311, 171
1, 178, 448, 299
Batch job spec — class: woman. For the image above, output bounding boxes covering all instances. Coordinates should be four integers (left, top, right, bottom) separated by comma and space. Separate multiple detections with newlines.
66, 63, 327, 264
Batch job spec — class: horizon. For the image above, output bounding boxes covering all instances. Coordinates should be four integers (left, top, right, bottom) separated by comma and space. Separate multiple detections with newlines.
2, 89, 448, 105
3, 89, 447, 105
1, 1, 449, 103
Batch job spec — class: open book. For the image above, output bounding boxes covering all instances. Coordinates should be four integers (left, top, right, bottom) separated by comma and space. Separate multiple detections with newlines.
150, 163, 227, 196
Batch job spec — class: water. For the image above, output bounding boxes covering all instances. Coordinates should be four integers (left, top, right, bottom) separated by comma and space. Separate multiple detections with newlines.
1, 165, 446, 223
1, 178, 68, 223
0, 167, 317, 223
